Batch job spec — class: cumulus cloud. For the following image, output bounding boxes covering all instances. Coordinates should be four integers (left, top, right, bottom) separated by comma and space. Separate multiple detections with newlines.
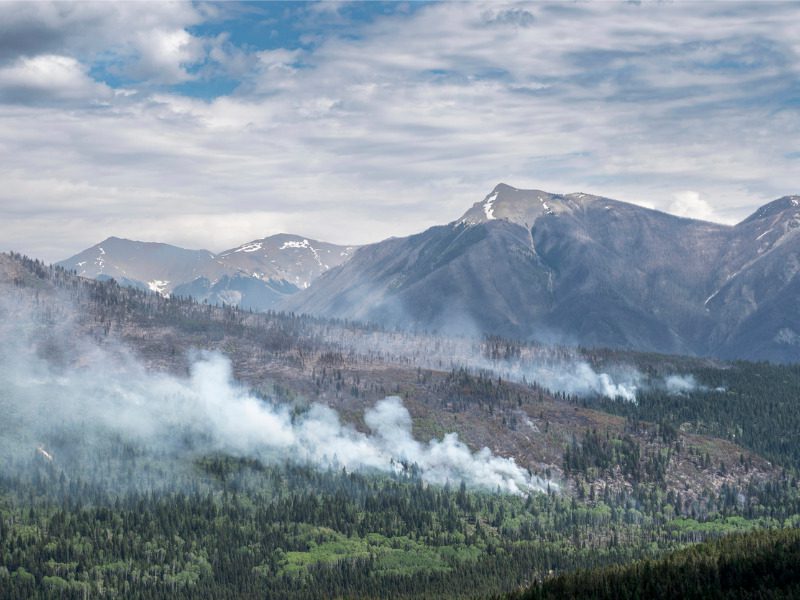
128, 28, 205, 84
668, 191, 720, 223
0, 54, 111, 104
0, 1, 206, 84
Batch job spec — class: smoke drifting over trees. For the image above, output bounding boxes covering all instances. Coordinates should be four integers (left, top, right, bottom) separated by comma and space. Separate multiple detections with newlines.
0, 295, 549, 495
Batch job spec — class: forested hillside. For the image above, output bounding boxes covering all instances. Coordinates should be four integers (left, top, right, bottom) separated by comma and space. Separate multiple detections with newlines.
1, 252, 799, 598
511, 527, 800, 600
2, 452, 799, 599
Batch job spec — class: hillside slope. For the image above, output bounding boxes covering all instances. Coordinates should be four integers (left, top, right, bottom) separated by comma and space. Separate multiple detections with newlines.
285, 184, 800, 361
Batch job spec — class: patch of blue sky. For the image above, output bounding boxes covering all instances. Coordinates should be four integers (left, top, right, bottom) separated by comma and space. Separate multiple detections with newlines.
658, 79, 799, 119
574, 65, 640, 88
692, 40, 788, 73
422, 67, 511, 85
83, 2, 433, 99
189, 2, 310, 52
566, 48, 641, 71
776, 81, 800, 108
581, 166, 685, 187
174, 1, 431, 99
519, 152, 594, 180
190, 1, 429, 52
174, 78, 241, 99
89, 61, 129, 90
508, 84, 553, 97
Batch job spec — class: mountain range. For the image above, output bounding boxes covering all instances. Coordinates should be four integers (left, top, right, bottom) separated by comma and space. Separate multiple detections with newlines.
59, 184, 800, 362
58, 234, 357, 311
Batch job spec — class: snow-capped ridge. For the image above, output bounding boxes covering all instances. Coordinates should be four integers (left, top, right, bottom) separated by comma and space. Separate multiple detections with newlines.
58, 233, 358, 310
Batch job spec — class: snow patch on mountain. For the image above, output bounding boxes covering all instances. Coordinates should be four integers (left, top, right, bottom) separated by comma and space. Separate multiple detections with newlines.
280, 239, 311, 250
95, 247, 105, 270
483, 192, 498, 220
235, 242, 263, 253
280, 239, 326, 269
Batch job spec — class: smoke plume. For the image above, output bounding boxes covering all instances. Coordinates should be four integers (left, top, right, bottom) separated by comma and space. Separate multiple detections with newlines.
0, 300, 548, 495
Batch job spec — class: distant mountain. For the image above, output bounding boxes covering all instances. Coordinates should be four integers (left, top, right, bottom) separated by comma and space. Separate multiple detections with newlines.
58, 234, 357, 310
215, 234, 357, 290
56, 237, 217, 295
283, 184, 800, 362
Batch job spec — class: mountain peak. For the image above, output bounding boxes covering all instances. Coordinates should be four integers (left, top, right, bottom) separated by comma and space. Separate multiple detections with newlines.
95, 235, 129, 246
265, 233, 311, 242
215, 234, 358, 290
58, 232, 358, 307
740, 195, 800, 225
93, 236, 194, 251
491, 182, 519, 193
458, 184, 572, 227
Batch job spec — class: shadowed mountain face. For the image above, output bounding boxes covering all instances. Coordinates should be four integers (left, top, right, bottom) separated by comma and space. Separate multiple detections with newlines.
57, 234, 357, 310
284, 184, 800, 362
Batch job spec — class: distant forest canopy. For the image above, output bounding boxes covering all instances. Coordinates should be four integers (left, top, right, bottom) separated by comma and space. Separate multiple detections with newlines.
1, 452, 799, 599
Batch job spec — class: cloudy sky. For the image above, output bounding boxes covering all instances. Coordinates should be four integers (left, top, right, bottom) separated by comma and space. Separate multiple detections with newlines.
0, 1, 798, 261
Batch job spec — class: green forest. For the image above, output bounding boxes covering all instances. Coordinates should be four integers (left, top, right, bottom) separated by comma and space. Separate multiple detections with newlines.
588, 361, 800, 471
2, 451, 799, 599
511, 527, 800, 600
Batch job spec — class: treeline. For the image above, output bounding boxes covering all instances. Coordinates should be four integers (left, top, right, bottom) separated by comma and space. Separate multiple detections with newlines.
510, 527, 800, 600
4, 447, 800, 600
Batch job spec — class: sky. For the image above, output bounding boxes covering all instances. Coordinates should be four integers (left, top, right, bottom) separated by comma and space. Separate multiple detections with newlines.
0, 1, 798, 262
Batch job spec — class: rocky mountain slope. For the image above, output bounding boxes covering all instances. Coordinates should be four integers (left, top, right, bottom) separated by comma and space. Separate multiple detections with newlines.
284, 184, 800, 362
57, 234, 356, 311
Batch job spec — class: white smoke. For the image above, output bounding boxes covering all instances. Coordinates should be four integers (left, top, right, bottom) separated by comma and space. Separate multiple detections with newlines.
513, 362, 640, 402
362, 396, 540, 493
663, 374, 698, 394
0, 340, 549, 495
319, 327, 646, 401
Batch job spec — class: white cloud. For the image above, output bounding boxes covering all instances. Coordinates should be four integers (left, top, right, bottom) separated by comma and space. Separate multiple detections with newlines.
0, 54, 110, 103
668, 191, 721, 223
130, 28, 205, 84
0, 1, 798, 260
0, 1, 206, 84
